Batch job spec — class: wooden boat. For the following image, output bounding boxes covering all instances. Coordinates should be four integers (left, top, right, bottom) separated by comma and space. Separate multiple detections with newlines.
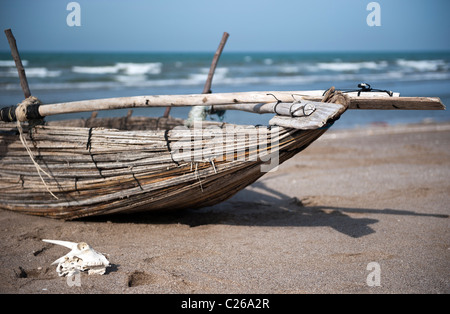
0, 89, 445, 219
0, 29, 445, 219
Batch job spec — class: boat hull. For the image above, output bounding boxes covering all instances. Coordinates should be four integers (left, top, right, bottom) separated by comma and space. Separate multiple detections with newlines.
0, 116, 329, 219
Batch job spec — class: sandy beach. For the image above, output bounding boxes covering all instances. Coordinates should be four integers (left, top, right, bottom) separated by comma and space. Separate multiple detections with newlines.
0, 122, 449, 294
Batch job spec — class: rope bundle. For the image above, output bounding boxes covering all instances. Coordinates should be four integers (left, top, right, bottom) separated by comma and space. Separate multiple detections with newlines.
9, 97, 58, 199
0, 96, 44, 123
321, 86, 350, 107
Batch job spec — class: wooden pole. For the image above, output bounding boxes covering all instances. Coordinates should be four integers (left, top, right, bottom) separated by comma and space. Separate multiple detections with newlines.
308, 95, 445, 110
202, 32, 229, 94
164, 32, 229, 118
4, 29, 31, 99
35, 91, 444, 118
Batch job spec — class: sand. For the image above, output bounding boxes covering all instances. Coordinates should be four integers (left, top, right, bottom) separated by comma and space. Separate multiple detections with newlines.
0, 122, 449, 294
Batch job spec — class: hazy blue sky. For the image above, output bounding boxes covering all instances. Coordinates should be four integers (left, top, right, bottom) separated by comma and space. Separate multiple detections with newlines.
0, 0, 449, 52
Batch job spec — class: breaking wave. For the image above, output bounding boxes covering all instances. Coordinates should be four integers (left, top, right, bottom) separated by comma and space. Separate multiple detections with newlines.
0, 60, 28, 67
396, 59, 447, 72
314, 61, 388, 72
0, 67, 61, 78
72, 62, 162, 75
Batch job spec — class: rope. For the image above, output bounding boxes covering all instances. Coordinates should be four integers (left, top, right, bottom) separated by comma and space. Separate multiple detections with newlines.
321, 86, 350, 107
0, 106, 17, 122
14, 97, 58, 199
14, 96, 43, 122
267, 93, 282, 115
185, 105, 209, 127
323, 83, 393, 97
194, 162, 204, 192
342, 83, 393, 97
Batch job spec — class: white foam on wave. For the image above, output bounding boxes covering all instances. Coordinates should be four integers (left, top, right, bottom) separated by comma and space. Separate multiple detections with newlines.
116, 62, 162, 75
188, 67, 229, 83
3, 63, 450, 92
0, 67, 61, 78
115, 74, 148, 84
314, 61, 387, 72
72, 62, 162, 75
274, 61, 389, 74
267, 61, 391, 75
396, 59, 446, 71
0, 60, 29, 67
278, 65, 301, 74
3, 80, 122, 91
2, 70, 449, 92
72, 65, 118, 74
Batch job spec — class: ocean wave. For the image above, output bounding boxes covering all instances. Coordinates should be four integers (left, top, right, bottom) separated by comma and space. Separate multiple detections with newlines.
274, 61, 389, 74
0, 67, 61, 78
115, 74, 148, 84
2, 81, 120, 91
0, 60, 28, 67
3, 70, 449, 92
117, 62, 162, 75
72, 65, 118, 74
1, 54, 449, 94
314, 61, 388, 72
72, 62, 162, 75
396, 59, 447, 71
188, 67, 229, 82
278, 65, 302, 74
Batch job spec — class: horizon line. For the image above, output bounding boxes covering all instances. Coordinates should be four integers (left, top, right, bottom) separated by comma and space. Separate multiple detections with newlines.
1, 49, 450, 55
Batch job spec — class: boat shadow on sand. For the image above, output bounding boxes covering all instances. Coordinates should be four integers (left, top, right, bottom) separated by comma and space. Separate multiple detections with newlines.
83, 181, 448, 239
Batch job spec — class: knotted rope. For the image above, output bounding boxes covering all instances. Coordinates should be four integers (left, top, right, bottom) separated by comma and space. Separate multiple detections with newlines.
321, 86, 350, 107
321, 86, 350, 120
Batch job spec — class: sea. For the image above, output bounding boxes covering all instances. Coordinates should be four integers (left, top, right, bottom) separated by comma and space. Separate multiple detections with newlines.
1, 51, 449, 129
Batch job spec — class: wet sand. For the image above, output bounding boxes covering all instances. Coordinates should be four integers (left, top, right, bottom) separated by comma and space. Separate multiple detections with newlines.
0, 122, 449, 294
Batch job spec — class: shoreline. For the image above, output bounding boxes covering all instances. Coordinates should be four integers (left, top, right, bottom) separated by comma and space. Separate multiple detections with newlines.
0, 121, 449, 294
324, 120, 450, 138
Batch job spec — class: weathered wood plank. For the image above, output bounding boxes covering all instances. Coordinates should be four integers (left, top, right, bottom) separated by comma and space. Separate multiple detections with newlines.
269, 102, 345, 130
350, 96, 444, 110
303, 95, 444, 110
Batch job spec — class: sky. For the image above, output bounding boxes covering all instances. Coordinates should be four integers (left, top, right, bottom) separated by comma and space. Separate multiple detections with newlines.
0, 0, 449, 53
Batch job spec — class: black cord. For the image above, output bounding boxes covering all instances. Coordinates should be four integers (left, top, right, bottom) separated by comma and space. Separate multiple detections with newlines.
340, 82, 393, 97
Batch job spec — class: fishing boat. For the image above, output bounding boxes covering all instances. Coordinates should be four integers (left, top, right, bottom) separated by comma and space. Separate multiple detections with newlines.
0, 30, 445, 219
0, 88, 445, 219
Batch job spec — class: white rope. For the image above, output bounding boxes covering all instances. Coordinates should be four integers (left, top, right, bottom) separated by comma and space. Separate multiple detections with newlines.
15, 100, 58, 199
185, 105, 209, 127
194, 162, 204, 192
